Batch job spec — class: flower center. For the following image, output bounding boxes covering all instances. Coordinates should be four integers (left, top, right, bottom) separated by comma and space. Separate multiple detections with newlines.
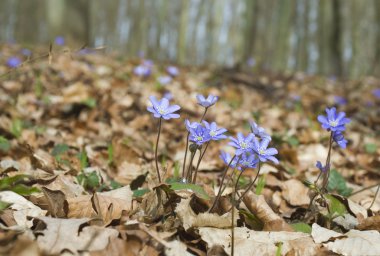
329, 120, 338, 127
259, 149, 265, 155
210, 131, 216, 137
196, 136, 203, 141
157, 107, 166, 115
240, 142, 248, 149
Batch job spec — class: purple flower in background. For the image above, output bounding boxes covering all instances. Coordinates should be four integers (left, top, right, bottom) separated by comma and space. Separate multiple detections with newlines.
167, 66, 179, 77
247, 57, 256, 67
157, 76, 172, 85
185, 119, 200, 132
55, 36, 65, 46
163, 91, 173, 100
134, 65, 151, 77
21, 48, 31, 56
333, 131, 348, 149
203, 121, 227, 141
229, 133, 255, 156
189, 125, 211, 145
6, 57, 22, 68
290, 94, 301, 102
250, 121, 271, 141
196, 94, 218, 108
373, 89, 380, 99
316, 161, 329, 173
147, 96, 180, 120
252, 137, 279, 164
317, 107, 350, 132
220, 151, 238, 168
334, 96, 347, 106
238, 153, 258, 171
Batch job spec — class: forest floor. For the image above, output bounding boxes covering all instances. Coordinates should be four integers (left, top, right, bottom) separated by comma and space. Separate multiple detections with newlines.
0, 45, 380, 255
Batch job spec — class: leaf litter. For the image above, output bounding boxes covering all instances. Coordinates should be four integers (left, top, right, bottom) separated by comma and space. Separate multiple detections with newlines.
0, 45, 379, 255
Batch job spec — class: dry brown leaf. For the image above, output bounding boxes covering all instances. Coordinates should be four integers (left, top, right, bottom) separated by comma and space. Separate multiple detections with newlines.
66, 186, 132, 225
357, 215, 380, 231
312, 223, 380, 256
280, 179, 310, 206
242, 191, 293, 231
199, 227, 319, 256
33, 216, 118, 255
175, 198, 237, 230
0, 191, 46, 228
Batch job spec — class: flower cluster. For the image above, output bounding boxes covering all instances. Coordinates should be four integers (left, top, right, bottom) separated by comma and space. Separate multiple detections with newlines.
186, 120, 227, 146
317, 107, 350, 148
221, 121, 278, 172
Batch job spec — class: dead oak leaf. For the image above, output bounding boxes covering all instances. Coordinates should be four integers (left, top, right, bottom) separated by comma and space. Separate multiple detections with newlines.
33, 216, 118, 255
280, 179, 310, 206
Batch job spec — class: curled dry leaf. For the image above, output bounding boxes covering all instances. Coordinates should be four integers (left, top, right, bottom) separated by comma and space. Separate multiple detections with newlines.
66, 186, 132, 225
312, 223, 380, 256
357, 215, 380, 231
199, 227, 319, 256
280, 179, 310, 206
175, 198, 237, 230
242, 191, 293, 231
0, 191, 46, 228
33, 216, 119, 255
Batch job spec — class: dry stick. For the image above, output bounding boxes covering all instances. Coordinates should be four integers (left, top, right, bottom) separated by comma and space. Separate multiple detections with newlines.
349, 182, 380, 197
181, 107, 208, 179
154, 118, 162, 183
209, 155, 237, 213
367, 185, 380, 210
192, 141, 210, 184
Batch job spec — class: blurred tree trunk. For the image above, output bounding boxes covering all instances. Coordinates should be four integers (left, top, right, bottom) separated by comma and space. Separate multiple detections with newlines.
371, 0, 380, 75
330, 0, 343, 76
243, 0, 258, 61
177, 0, 189, 64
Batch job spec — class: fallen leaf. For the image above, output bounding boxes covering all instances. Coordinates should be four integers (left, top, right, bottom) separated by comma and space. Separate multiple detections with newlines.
33, 216, 119, 255
280, 179, 310, 206
357, 215, 380, 231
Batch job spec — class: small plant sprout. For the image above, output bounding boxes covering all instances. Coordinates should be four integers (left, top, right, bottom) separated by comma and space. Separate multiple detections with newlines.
147, 96, 180, 183
315, 107, 350, 190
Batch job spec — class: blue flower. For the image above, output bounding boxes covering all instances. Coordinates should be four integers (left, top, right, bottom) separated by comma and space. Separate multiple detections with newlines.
316, 161, 329, 173
196, 94, 218, 108
163, 91, 173, 100
203, 121, 227, 141
333, 131, 347, 149
373, 89, 380, 99
317, 107, 350, 132
252, 138, 279, 164
189, 125, 211, 145
55, 36, 65, 46
220, 151, 238, 168
134, 65, 151, 77
229, 133, 255, 156
185, 119, 200, 132
238, 153, 258, 171
250, 121, 271, 140
6, 57, 22, 68
334, 96, 347, 106
157, 76, 172, 85
21, 49, 31, 56
147, 96, 180, 120
167, 66, 179, 77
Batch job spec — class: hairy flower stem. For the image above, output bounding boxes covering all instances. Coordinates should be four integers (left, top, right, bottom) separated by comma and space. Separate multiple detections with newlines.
314, 132, 333, 191
185, 151, 196, 182
234, 170, 244, 197
209, 155, 237, 213
181, 108, 208, 180
236, 163, 262, 202
192, 141, 210, 184
181, 133, 190, 179
231, 186, 236, 256
155, 118, 162, 183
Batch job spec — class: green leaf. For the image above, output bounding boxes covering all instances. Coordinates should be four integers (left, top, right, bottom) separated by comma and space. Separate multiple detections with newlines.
77, 151, 88, 170
291, 222, 312, 233
0, 200, 11, 211
173, 161, 180, 179
286, 136, 299, 147
110, 180, 122, 190
11, 119, 23, 138
0, 175, 28, 190
86, 171, 100, 189
11, 184, 40, 195
327, 169, 352, 197
255, 174, 266, 195
133, 188, 150, 197
170, 182, 210, 200
325, 194, 347, 218
365, 143, 377, 154
275, 242, 283, 256
0, 136, 10, 152
82, 98, 97, 108
51, 143, 69, 157
107, 143, 114, 165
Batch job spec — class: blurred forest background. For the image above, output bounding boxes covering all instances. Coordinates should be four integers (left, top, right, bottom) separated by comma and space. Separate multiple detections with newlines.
1, 0, 380, 78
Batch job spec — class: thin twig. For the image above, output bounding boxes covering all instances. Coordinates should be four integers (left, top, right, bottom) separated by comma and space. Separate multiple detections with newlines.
349, 182, 380, 197
367, 185, 380, 210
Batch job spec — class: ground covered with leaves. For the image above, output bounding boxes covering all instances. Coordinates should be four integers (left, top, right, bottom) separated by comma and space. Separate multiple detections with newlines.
0, 45, 380, 255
